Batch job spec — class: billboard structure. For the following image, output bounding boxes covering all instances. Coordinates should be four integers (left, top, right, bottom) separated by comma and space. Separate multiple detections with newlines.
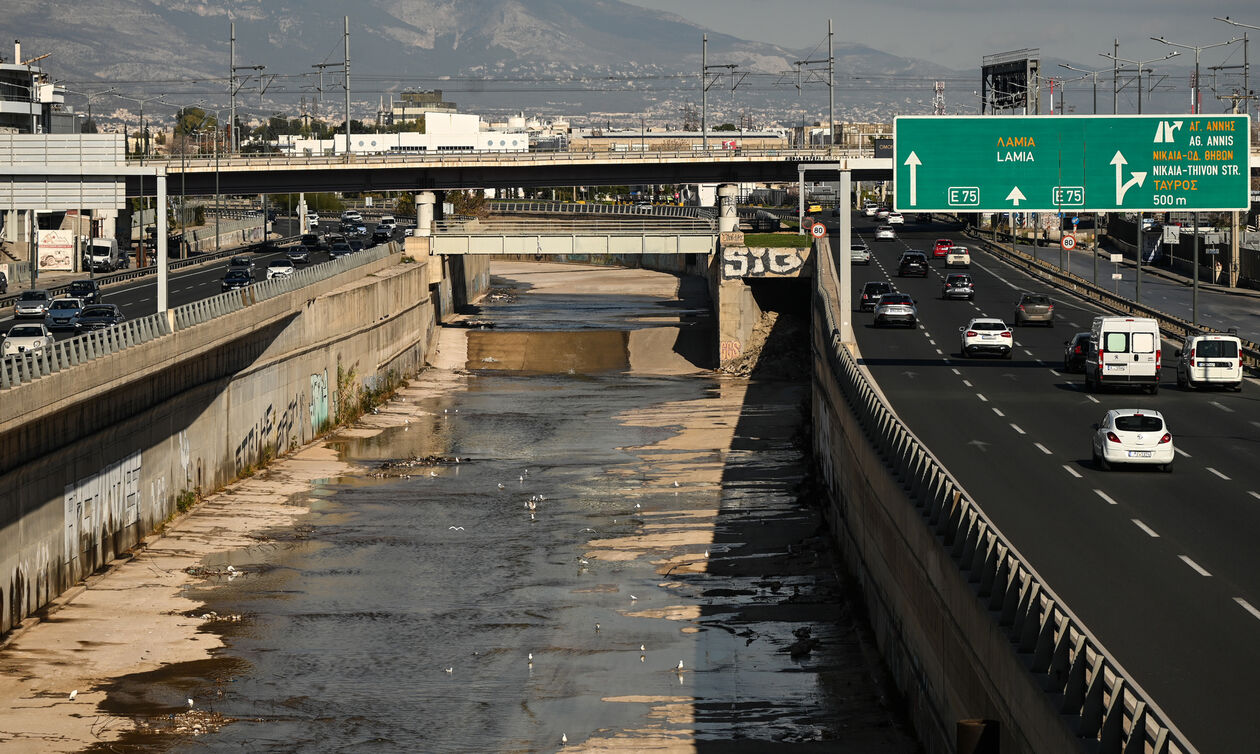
981, 49, 1041, 115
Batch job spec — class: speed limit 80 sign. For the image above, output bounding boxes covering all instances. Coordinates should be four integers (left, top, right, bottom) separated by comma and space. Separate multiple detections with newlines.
810, 223, 826, 238
1061, 234, 1077, 251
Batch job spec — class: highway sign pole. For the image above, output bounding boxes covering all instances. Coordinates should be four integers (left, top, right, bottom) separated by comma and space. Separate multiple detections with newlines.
1136, 213, 1143, 303
839, 171, 853, 344
1193, 210, 1199, 325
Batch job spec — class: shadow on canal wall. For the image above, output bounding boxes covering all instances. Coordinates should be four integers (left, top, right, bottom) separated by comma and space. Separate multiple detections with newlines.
0, 252, 469, 638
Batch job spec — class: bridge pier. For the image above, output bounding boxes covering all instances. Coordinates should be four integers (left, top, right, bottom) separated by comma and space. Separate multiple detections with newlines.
416, 190, 435, 236
717, 183, 738, 234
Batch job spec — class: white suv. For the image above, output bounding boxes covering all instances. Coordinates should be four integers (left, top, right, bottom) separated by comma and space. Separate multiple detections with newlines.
960, 318, 1013, 359
266, 259, 296, 279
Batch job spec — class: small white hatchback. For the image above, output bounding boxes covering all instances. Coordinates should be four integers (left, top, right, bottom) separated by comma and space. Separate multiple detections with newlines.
1091, 409, 1174, 472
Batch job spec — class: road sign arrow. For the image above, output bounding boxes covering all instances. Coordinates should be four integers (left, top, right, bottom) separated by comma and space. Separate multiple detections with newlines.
904, 152, 921, 206
1005, 186, 1026, 206
1111, 151, 1146, 205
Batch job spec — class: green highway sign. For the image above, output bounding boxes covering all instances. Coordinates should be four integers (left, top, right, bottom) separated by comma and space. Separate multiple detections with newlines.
893, 115, 1251, 212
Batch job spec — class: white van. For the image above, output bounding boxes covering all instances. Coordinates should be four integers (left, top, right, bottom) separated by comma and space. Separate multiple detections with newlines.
1085, 316, 1162, 394
1175, 331, 1244, 392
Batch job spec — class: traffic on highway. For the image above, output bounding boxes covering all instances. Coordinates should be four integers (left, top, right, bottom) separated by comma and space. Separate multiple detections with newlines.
836, 210, 1259, 751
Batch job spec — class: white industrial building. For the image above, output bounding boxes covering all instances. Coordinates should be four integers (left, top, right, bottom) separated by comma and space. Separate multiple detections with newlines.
277, 113, 528, 156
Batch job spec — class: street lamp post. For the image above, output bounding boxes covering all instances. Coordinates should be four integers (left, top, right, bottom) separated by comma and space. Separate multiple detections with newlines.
1098, 49, 1179, 305
1058, 64, 1104, 114
1151, 35, 1240, 324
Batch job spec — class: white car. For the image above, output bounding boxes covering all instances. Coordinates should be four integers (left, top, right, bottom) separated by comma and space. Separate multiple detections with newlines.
1175, 331, 1243, 391
1091, 408, 1174, 472
887, 211, 905, 225
862, 202, 879, 217
340, 210, 362, 224
2, 323, 54, 356
875, 207, 891, 219
875, 225, 896, 241
945, 246, 971, 268
960, 318, 1013, 359
306, 212, 320, 227
376, 215, 398, 233
266, 259, 296, 280
850, 243, 871, 265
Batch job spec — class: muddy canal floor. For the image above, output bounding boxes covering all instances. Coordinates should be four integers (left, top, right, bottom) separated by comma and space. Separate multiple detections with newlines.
0, 263, 918, 752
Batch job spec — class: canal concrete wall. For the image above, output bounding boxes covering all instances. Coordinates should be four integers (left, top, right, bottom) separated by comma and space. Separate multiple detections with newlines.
0, 252, 473, 636
811, 249, 1080, 753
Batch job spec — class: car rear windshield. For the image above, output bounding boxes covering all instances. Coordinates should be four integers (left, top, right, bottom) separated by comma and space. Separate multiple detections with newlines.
19, 291, 48, 301
9, 326, 43, 337
1115, 415, 1163, 432
50, 300, 79, 309
864, 283, 891, 292
80, 306, 112, 316
1022, 295, 1050, 305
69, 282, 94, 292
881, 295, 913, 304
947, 276, 971, 284
972, 322, 1006, 331
1197, 340, 1239, 358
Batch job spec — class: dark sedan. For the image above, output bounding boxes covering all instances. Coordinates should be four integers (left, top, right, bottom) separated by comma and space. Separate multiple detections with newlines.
1062, 332, 1091, 373
286, 245, 312, 265
74, 304, 126, 331
221, 269, 253, 291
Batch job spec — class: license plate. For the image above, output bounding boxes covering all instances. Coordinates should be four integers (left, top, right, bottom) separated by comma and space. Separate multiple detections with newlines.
1128, 451, 1152, 458
982, 334, 995, 340
1106, 364, 1125, 371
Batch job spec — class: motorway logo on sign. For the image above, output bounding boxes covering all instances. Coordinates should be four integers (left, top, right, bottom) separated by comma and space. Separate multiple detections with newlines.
810, 222, 826, 238
1061, 234, 1076, 251
894, 115, 1250, 212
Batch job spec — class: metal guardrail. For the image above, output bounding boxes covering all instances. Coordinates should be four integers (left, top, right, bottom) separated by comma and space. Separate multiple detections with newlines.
488, 200, 716, 220
814, 243, 1195, 753
965, 230, 1260, 374
434, 218, 714, 236
0, 243, 394, 391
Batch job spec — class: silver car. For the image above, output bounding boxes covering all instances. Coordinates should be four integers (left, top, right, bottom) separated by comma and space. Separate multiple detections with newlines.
13, 289, 52, 319
850, 243, 871, 265
45, 297, 85, 330
873, 293, 918, 328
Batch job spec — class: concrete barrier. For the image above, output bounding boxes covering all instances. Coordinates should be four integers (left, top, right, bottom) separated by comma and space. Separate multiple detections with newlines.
0, 252, 456, 636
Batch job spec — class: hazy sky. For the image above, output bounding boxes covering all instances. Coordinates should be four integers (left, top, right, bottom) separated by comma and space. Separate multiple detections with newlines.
622, 0, 1260, 72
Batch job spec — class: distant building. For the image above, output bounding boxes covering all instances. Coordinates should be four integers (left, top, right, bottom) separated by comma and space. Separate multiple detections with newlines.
0, 40, 75, 134
278, 112, 527, 156
377, 90, 458, 127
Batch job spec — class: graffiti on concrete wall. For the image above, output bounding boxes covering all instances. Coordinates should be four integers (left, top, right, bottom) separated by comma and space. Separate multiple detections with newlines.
721, 247, 807, 279
236, 392, 308, 471
720, 340, 742, 362
63, 451, 141, 563
311, 370, 329, 433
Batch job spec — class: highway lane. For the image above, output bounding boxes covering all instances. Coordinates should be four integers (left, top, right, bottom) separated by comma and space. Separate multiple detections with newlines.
994, 235, 1260, 343
842, 214, 1260, 752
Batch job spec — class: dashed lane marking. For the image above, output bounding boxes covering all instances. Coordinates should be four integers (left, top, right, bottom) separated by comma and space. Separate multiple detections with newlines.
1086, 395, 1100, 404
976, 394, 988, 402
1209, 401, 1235, 414
1023, 348, 1034, 356
1094, 489, 1119, 505
1132, 519, 1160, 538
992, 407, 1005, 417
1235, 598, 1260, 621
1034, 442, 1052, 455
962, 379, 973, 387
1207, 467, 1231, 480
1179, 556, 1212, 577
1049, 369, 1061, 377
1010, 423, 1026, 435
951, 368, 961, 375
935, 348, 943, 355
1248, 491, 1260, 501
1063, 465, 1082, 478
1175, 447, 1191, 459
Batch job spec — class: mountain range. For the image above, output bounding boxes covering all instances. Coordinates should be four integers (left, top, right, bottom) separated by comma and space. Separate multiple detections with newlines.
3, 1, 1200, 127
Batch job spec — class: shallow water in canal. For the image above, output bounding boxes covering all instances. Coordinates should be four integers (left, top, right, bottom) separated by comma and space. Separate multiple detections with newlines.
93, 264, 917, 753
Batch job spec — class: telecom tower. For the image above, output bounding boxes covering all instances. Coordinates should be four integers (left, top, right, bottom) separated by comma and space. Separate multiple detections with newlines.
932, 81, 946, 115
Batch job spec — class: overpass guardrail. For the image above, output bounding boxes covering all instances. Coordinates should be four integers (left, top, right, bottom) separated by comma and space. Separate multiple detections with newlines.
964, 229, 1260, 374
0, 243, 394, 391
814, 242, 1194, 752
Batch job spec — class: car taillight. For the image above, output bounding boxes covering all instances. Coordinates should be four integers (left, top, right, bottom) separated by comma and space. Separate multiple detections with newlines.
1019, 304, 1026, 311
1048, 304, 1054, 310
1001, 332, 1012, 338
1106, 432, 1122, 443
965, 330, 977, 337
1158, 433, 1171, 444
1188, 347, 1195, 367
1074, 345, 1082, 354
1155, 350, 1161, 370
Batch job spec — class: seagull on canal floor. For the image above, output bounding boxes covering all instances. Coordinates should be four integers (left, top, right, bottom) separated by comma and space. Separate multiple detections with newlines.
68, 690, 77, 701
676, 660, 684, 671
187, 698, 195, 709
445, 667, 454, 674
561, 733, 568, 745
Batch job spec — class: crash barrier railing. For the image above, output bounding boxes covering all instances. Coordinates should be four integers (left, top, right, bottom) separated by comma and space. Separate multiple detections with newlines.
0, 236, 300, 309
965, 229, 1259, 374
433, 218, 715, 235
487, 200, 716, 220
814, 245, 1195, 753
0, 244, 394, 391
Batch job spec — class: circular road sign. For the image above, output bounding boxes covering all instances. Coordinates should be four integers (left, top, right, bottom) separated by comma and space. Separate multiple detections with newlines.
1061, 234, 1077, 251
810, 222, 826, 238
